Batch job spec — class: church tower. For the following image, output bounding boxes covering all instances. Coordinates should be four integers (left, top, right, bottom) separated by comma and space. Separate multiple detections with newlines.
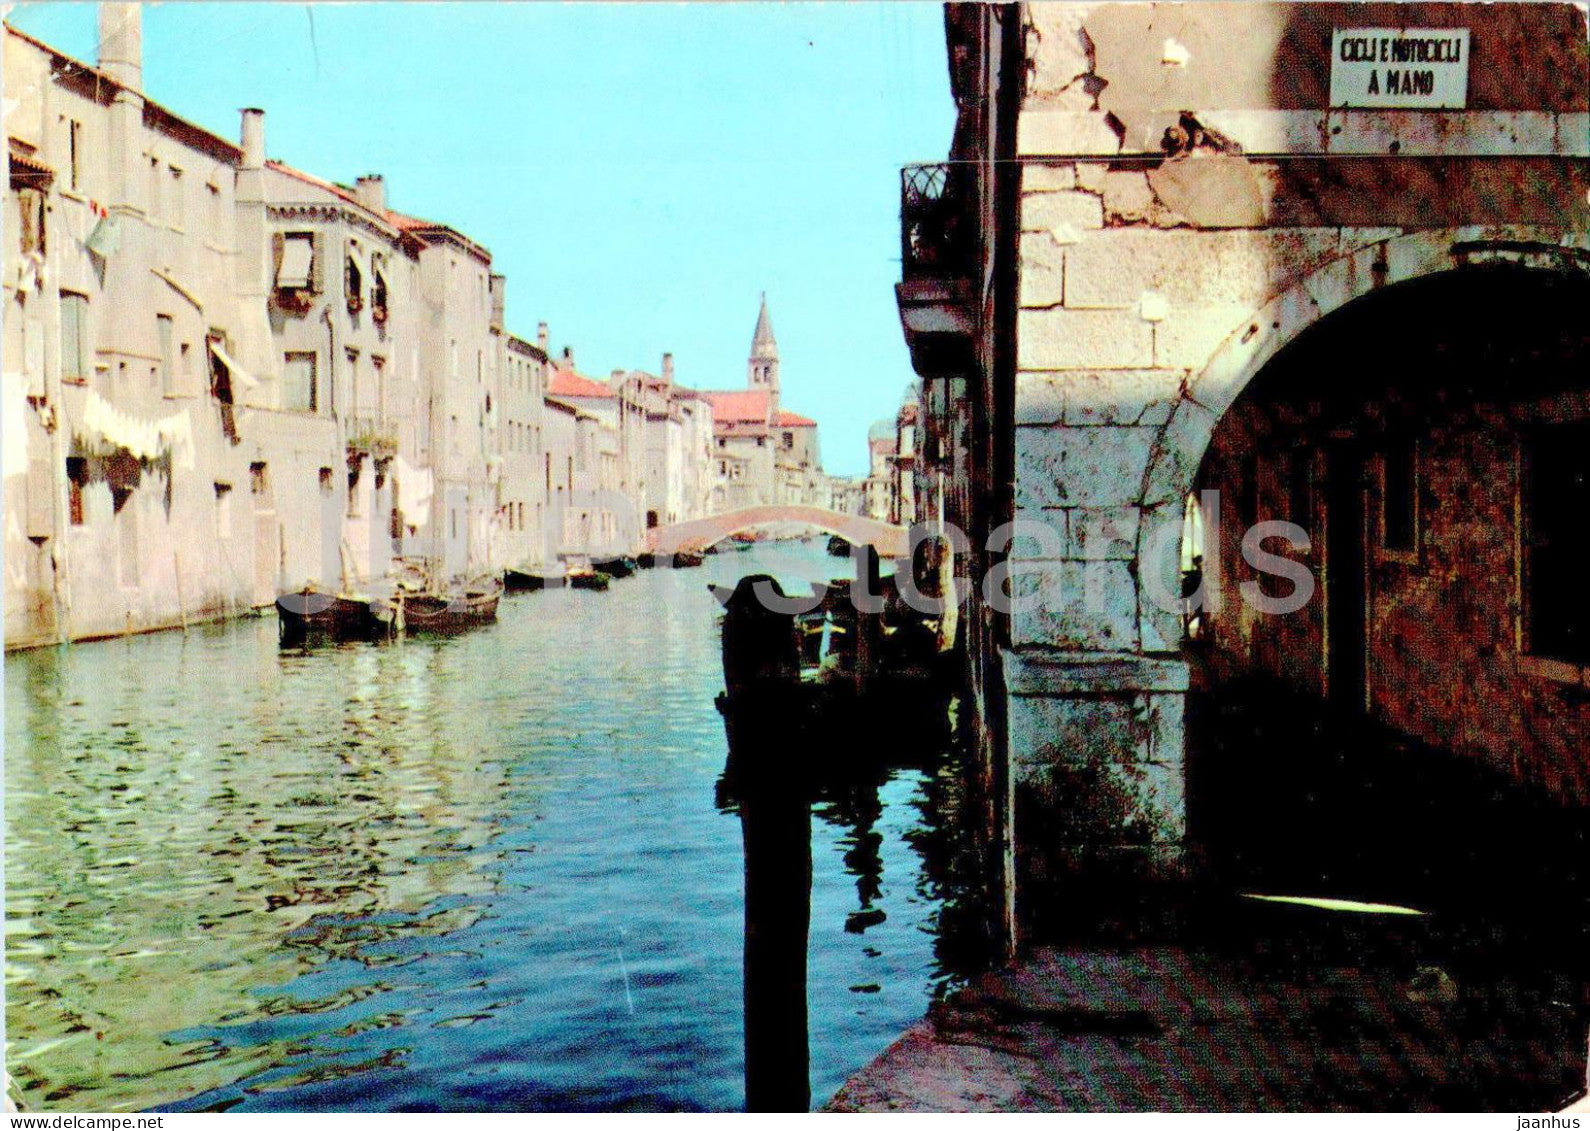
747, 293, 779, 407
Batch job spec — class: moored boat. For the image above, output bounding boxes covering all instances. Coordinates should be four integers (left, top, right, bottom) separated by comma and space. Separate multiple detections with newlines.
568, 569, 611, 591
595, 556, 637, 579
504, 567, 565, 592
672, 550, 705, 569
382, 579, 501, 634
827, 535, 852, 557
276, 587, 383, 646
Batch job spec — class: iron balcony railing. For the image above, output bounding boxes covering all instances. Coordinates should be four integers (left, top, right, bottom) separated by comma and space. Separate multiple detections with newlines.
900, 162, 977, 279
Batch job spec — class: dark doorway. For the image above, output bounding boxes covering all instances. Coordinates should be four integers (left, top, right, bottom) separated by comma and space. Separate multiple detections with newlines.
646, 510, 659, 529
1324, 442, 1366, 712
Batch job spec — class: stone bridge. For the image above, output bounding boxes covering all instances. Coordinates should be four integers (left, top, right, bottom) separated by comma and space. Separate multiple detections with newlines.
645, 505, 909, 557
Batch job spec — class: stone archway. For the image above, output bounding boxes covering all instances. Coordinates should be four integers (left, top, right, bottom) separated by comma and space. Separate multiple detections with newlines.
1135, 228, 1590, 651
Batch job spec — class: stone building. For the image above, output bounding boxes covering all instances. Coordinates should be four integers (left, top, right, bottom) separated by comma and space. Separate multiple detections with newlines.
3, 8, 341, 646
619, 356, 717, 530
4, 6, 836, 651
897, 1, 1590, 946
545, 355, 638, 559
251, 148, 420, 592
2, 5, 564, 647
387, 207, 500, 580
892, 396, 919, 526
496, 326, 551, 571
862, 421, 897, 522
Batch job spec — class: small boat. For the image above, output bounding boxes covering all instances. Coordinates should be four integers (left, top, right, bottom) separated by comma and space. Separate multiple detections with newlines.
672, 550, 705, 569
595, 556, 637, 579
568, 569, 611, 591
504, 567, 565, 592
636, 553, 657, 569
276, 586, 382, 646
827, 535, 852, 557
384, 580, 501, 634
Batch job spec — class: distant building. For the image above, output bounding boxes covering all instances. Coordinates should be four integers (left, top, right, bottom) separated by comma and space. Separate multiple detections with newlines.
698, 296, 824, 512
2, 8, 836, 650
863, 421, 896, 523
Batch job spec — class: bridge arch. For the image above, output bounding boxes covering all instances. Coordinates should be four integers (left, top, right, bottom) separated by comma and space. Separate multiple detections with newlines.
646, 505, 909, 557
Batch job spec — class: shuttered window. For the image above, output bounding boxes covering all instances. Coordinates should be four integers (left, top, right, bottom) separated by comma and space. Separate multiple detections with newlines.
277, 233, 315, 289
60, 292, 88, 381
283, 352, 318, 414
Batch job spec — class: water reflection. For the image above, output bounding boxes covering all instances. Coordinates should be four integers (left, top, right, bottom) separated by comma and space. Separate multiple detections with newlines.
6, 541, 981, 1113
716, 627, 992, 1111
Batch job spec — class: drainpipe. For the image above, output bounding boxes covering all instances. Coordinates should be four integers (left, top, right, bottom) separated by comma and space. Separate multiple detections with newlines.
37, 51, 71, 644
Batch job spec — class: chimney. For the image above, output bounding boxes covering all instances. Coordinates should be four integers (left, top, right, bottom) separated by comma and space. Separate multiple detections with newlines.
97, 3, 142, 91
662, 353, 674, 384
239, 108, 265, 170
562, 345, 575, 369
537, 322, 550, 354
355, 175, 385, 213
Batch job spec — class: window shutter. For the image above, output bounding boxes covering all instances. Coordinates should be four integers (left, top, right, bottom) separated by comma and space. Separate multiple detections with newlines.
26, 457, 52, 540
270, 231, 284, 286
309, 230, 325, 293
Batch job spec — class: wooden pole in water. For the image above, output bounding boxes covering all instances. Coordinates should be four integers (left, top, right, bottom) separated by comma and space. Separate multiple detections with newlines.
173, 549, 187, 630
737, 721, 812, 1113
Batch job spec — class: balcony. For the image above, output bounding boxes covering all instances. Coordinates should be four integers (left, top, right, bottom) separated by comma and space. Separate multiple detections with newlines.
896, 163, 978, 377
346, 416, 398, 461
901, 163, 977, 280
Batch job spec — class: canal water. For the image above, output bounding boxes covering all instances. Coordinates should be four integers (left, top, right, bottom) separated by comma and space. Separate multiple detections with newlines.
5, 541, 979, 1113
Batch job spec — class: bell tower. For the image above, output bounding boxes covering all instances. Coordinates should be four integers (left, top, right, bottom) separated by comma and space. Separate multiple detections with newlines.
747, 293, 779, 401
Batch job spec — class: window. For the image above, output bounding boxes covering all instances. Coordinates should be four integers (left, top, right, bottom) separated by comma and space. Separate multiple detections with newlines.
67, 119, 82, 191
372, 356, 386, 422
783, 431, 794, 450
1524, 421, 1590, 665
283, 351, 318, 413
1380, 434, 1418, 553
250, 461, 269, 496
345, 348, 360, 408
180, 342, 192, 392
148, 156, 161, 221
157, 315, 174, 395
214, 482, 233, 538
371, 261, 388, 323
168, 166, 184, 227
207, 182, 221, 235
345, 245, 363, 312
60, 292, 88, 382
276, 232, 316, 290
66, 457, 86, 525
319, 467, 334, 492
18, 187, 45, 257
118, 497, 139, 587
347, 464, 361, 519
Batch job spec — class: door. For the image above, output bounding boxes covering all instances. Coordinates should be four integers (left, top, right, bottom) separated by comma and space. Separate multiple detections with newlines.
254, 510, 278, 605
1324, 442, 1367, 711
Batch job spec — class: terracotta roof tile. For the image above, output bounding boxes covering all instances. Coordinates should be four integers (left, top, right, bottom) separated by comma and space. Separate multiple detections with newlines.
548, 369, 614, 398
699, 389, 772, 423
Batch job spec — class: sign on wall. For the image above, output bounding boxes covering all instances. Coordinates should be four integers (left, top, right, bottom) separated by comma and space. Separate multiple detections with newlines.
1329, 28, 1471, 109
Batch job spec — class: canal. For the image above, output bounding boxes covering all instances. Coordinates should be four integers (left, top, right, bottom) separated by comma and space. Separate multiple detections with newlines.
4, 540, 981, 1113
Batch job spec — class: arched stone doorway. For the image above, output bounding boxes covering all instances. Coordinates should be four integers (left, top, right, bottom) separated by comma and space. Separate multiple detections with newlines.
1187, 252, 1590, 808
1173, 260, 1590, 1086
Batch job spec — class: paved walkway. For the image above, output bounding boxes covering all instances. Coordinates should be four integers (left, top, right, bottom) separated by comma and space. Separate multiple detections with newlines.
829, 945, 1589, 1112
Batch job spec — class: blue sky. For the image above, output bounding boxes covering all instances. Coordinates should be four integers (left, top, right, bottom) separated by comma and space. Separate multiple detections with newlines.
7, 2, 954, 477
